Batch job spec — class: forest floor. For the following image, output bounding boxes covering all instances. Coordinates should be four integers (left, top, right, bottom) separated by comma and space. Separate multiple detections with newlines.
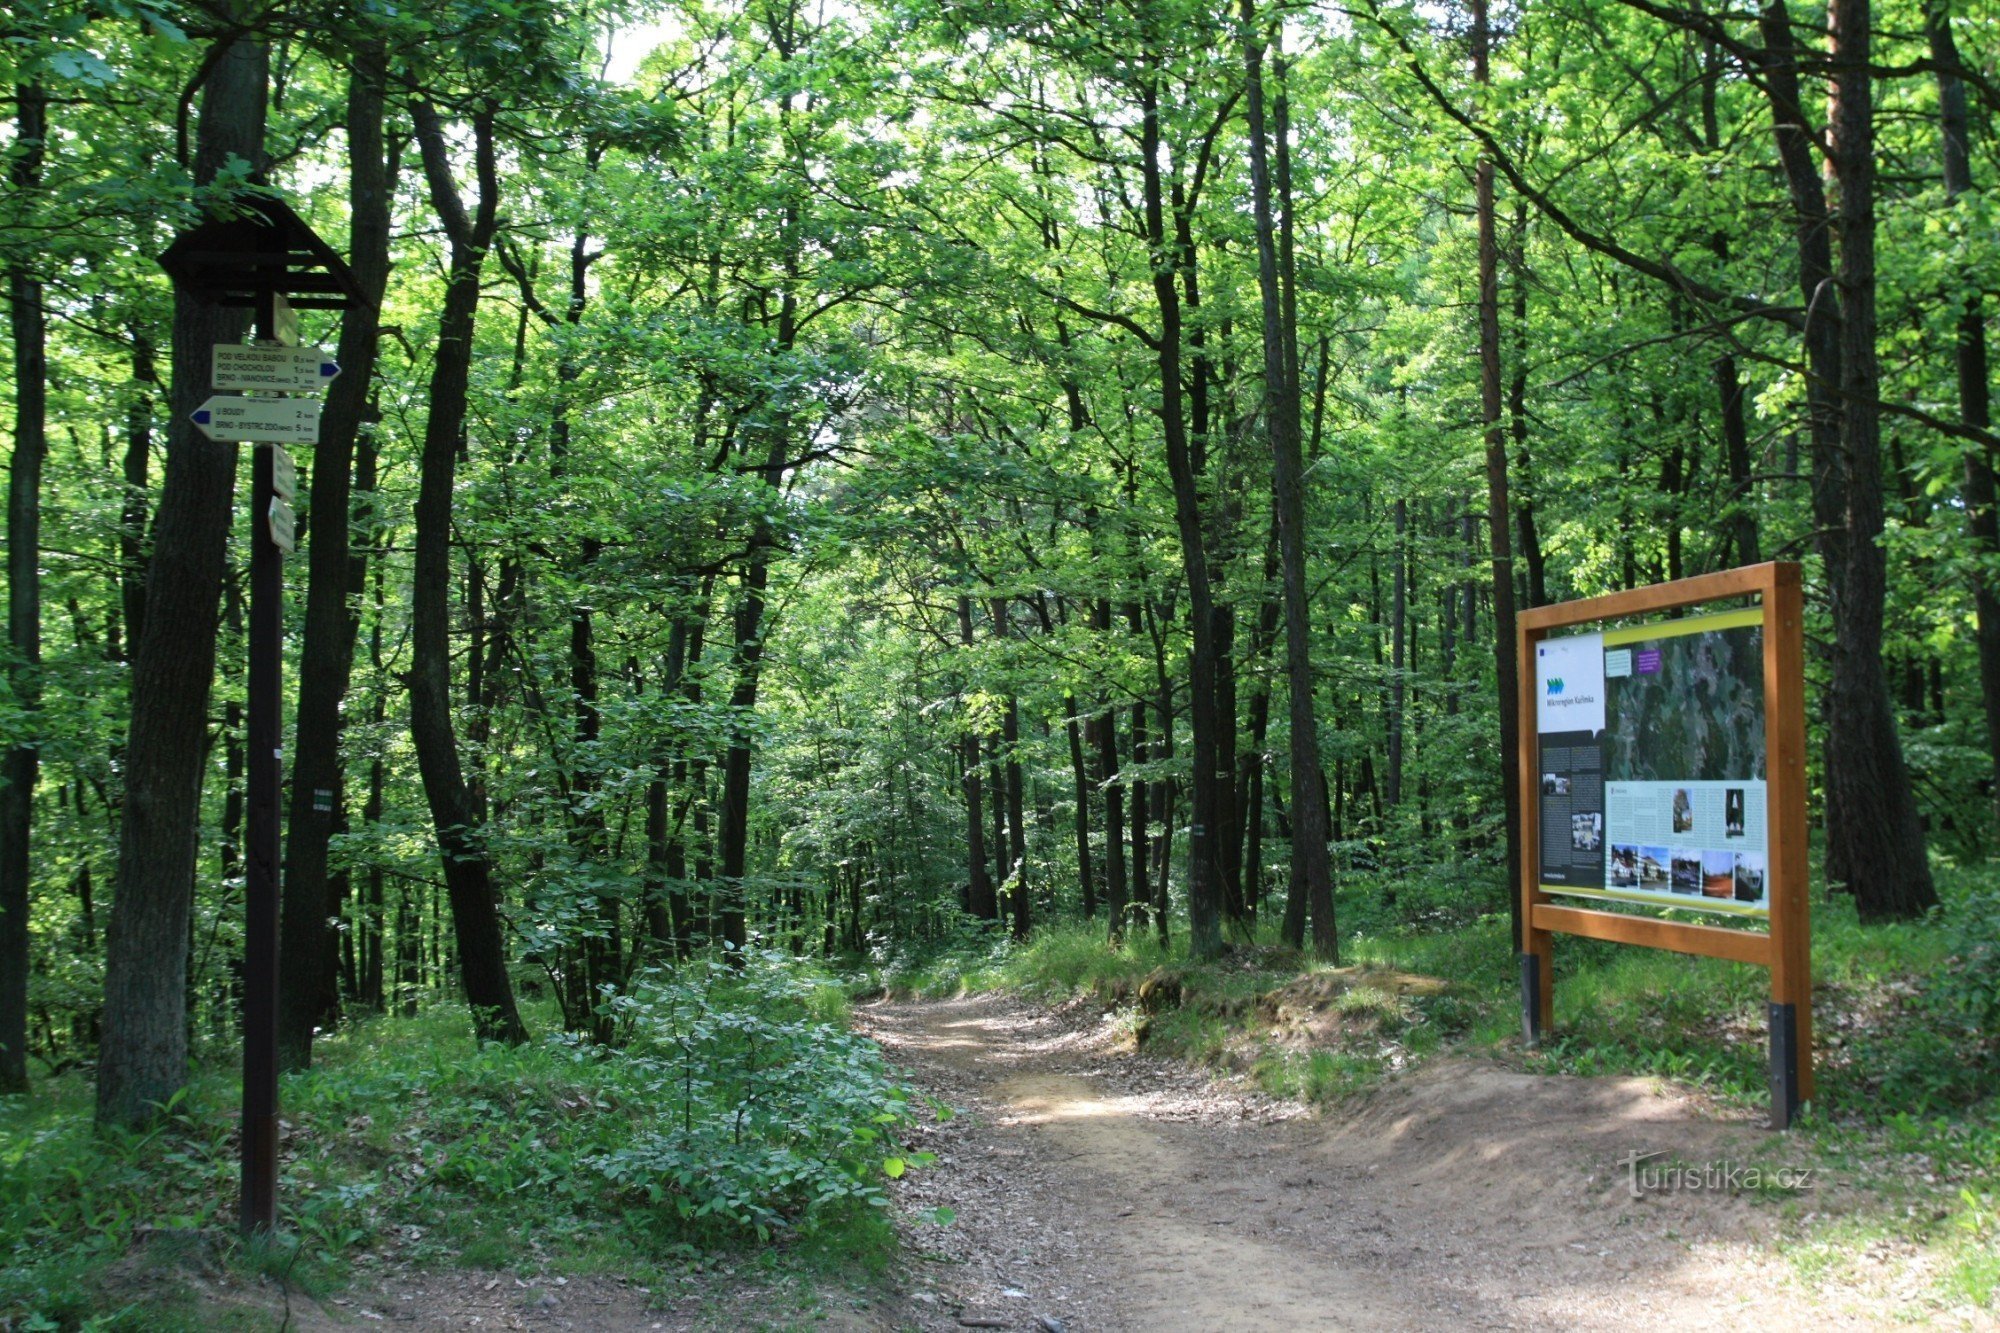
114, 987, 1990, 1331
851, 991, 1990, 1332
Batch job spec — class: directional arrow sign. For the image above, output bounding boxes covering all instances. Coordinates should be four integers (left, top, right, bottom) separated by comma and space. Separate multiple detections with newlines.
270, 445, 297, 505
268, 499, 296, 555
214, 345, 340, 393
192, 396, 322, 445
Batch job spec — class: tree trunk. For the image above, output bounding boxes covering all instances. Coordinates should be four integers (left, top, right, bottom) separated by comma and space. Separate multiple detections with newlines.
97, 35, 267, 1129
959, 597, 997, 920
278, 45, 393, 1070
1928, 1, 2000, 813
1065, 693, 1095, 918
407, 102, 528, 1044
1095, 597, 1129, 940
1240, 6, 1335, 958
1, 80, 49, 1094
1139, 58, 1224, 959
1388, 498, 1407, 808
1473, 0, 1526, 953
1819, 0, 1937, 916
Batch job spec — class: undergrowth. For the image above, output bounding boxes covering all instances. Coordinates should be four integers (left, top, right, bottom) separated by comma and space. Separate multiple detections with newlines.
0, 951, 922, 1328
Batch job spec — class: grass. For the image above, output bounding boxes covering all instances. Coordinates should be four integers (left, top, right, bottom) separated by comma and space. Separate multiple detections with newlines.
0, 953, 920, 1329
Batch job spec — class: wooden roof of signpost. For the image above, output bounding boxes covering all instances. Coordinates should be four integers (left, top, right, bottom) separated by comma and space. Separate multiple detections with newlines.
158, 192, 364, 310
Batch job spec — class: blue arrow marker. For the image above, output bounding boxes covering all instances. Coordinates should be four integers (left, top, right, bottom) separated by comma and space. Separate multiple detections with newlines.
320, 362, 339, 378
193, 409, 212, 425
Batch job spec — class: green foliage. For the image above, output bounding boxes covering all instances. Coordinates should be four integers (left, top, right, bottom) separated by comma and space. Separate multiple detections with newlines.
0, 954, 915, 1326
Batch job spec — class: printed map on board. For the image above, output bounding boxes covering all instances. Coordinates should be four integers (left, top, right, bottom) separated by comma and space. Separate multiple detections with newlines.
1605, 626, 1765, 782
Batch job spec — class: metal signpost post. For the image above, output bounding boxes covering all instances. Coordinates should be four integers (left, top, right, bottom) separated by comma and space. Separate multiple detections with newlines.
159, 193, 359, 1235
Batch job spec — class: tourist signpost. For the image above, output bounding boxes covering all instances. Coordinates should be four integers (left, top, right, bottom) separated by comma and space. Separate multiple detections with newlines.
159, 192, 361, 1233
1515, 563, 1811, 1128
212, 343, 339, 393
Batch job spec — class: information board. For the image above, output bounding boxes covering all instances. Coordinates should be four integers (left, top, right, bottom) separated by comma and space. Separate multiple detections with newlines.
1515, 563, 1811, 1129
1534, 610, 1768, 917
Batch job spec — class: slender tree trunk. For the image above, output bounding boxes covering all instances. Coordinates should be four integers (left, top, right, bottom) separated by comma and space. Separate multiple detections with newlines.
278, 45, 393, 1069
1, 81, 49, 1094
1127, 670, 1150, 935
1095, 597, 1129, 940
1928, 1, 2000, 812
985, 597, 1031, 935
1388, 498, 1407, 808
1139, 58, 1224, 959
407, 103, 527, 1043
1508, 205, 1547, 608
959, 597, 997, 920
1240, 5, 1335, 957
1473, 0, 1526, 953
97, 35, 267, 1129
1066, 694, 1096, 918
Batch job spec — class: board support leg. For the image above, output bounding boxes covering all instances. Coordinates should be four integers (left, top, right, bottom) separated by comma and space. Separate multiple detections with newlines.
1519, 952, 1544, 1047
1768, 1000, 1799, 1131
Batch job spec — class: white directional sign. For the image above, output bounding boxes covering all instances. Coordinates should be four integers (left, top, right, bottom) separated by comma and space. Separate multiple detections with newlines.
192, 396, 322, 444
270, 445, 297, 505
214, 345, 340, 392
268, 499, 296, 555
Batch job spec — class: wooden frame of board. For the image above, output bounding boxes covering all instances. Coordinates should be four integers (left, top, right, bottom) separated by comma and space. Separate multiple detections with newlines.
1516, 562, 1811, 1128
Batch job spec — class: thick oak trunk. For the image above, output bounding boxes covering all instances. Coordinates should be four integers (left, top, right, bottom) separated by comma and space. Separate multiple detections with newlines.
97, 37, 266, 1128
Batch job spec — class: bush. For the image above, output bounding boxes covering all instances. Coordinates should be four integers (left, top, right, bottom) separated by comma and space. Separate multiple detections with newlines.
1, 951, 919, 1326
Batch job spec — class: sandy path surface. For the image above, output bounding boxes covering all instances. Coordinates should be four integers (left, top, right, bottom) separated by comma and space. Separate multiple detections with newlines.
859, 992, 1926, 1332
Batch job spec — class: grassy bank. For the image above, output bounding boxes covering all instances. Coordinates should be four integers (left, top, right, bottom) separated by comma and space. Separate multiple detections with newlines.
1, 954, 918, 1329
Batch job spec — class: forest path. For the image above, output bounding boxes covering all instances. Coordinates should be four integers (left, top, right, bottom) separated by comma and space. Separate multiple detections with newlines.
859, 992, 1894, 1332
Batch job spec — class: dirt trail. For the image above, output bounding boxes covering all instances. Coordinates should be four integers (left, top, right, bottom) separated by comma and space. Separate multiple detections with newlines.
860, 992, 1916, 1333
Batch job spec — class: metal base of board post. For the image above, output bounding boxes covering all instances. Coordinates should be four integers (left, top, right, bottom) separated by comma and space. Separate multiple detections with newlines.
1769, 1001, 1800, 1131
1519, 953, 1543, 1048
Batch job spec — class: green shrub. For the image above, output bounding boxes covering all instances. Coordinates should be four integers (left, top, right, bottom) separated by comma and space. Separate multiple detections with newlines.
1, 951, 919, 1326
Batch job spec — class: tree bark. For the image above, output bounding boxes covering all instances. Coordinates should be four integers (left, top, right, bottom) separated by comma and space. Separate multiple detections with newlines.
1, 80, 49, 1094
1095, 597, 1129, 940
1065, 693, 1096, 918
1928, 0, 2000, 813
97, 35, 267, 1129
277, 45, 394, 1070
1473, 0, 1526, 953
959, 597, 997, 920
1240, 5, 1335, 958
1820, 0, 1937, 916
407, 102, 528, 1043
990, 598, 1030, 937
1138, 55, 1224, 959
